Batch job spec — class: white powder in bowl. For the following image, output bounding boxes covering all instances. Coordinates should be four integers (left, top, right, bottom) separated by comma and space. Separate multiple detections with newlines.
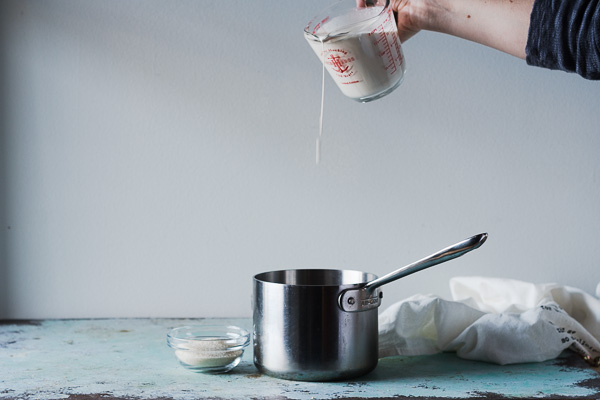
175, 338, 243, 368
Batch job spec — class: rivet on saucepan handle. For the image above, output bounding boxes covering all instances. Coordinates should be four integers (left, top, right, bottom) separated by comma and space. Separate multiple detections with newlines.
338, 233, 488, 313
338, 287, 382, 312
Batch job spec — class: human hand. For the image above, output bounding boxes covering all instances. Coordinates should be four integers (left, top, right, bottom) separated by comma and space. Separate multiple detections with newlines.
357, 0, 429, 42
389, 0, 430, 42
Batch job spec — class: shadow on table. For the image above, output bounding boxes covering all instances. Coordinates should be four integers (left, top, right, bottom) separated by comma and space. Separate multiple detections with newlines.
364, 353, 497, 382
229, 353, 495, 382
363, 352, 596, 382
231, 351, 594, 384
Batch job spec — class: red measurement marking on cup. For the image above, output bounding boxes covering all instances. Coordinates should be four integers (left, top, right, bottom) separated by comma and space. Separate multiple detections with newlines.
368, 7, 403, 75
311, 16, 330, 35
370, 26, 398, 74
393, 33, 404, 65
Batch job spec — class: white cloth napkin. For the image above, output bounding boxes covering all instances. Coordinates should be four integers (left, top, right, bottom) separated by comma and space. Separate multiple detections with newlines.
378, 277, 600, 365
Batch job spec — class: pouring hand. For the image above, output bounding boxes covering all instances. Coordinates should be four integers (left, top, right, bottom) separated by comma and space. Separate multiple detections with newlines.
356, 0, 430, 42
389, 0, 428, 43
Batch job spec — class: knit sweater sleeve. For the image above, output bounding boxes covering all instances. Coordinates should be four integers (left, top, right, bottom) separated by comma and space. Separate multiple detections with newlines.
526, 0, 600, 79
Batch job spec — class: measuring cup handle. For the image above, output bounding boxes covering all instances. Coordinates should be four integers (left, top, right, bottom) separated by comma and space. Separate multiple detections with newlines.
364, 233, 488, 291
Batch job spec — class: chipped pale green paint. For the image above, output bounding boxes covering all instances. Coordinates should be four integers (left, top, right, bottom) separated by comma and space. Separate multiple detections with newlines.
1, 319, 599, 399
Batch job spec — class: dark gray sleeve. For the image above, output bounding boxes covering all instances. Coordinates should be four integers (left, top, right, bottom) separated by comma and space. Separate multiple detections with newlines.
525, 0, 600, 79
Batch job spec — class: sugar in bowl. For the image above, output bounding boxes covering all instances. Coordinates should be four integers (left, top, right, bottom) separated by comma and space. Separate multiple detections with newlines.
167, 325, 250, 373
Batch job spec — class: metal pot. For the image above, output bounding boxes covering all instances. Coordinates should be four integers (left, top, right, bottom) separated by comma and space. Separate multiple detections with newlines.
252, 233, 487, 381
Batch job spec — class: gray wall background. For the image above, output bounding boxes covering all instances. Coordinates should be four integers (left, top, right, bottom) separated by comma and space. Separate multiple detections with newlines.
1, 0, 599, 319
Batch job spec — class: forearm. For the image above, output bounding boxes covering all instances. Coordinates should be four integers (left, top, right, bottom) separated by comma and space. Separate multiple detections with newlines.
393, 0, 600, 79
419, 0, 535, 58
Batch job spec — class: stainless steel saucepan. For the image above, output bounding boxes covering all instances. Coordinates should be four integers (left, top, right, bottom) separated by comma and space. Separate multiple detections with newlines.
252, 233, 488, 381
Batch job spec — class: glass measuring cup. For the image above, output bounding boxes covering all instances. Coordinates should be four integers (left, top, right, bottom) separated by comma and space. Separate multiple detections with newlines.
304, 0, 406, 103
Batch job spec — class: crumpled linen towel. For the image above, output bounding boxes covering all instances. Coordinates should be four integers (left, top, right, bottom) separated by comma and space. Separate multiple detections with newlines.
378, 277, 600, 366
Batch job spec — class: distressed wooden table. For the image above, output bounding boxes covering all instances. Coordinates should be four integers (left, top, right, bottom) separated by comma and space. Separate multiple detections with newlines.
1, 318, 599, 400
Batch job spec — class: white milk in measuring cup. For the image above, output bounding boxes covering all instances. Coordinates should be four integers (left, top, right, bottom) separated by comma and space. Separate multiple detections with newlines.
304, 0, 406, 103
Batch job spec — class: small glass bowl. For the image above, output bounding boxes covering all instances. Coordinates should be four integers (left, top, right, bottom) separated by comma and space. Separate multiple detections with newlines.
167, 325, 250, 373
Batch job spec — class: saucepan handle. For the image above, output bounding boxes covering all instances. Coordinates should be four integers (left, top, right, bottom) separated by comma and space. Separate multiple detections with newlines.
338, 233, 488, 312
